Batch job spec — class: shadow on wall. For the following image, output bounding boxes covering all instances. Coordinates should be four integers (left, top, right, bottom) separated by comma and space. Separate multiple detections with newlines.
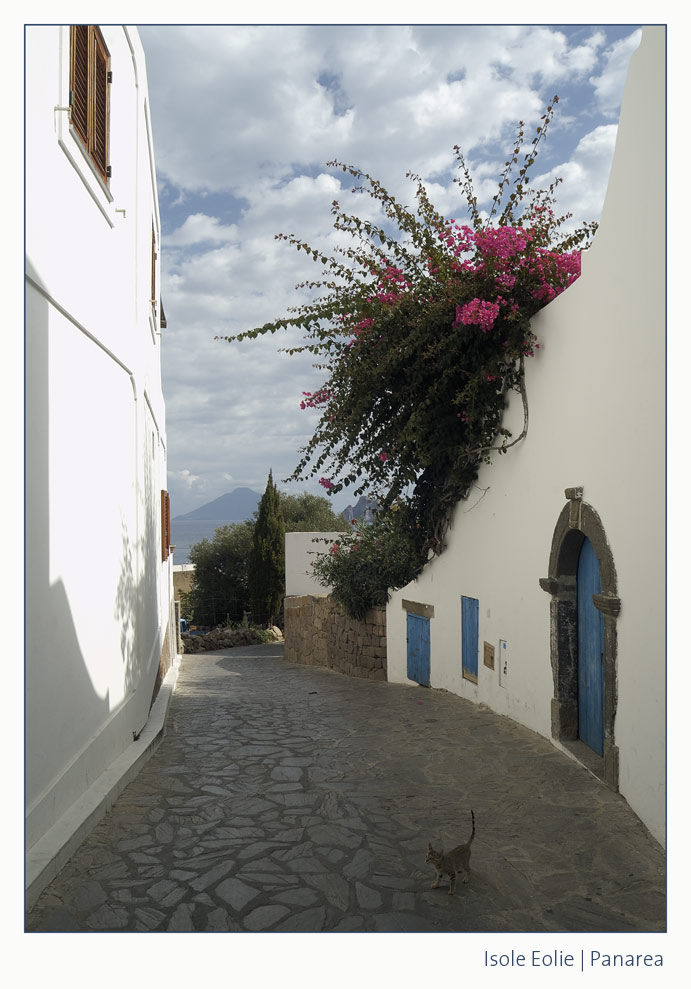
114, 515, 161, 700
25, 255, 162, 841
26, 256, 112, 830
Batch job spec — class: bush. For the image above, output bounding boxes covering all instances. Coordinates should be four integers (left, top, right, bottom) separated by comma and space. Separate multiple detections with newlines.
311, 504, 424, 619
220, 101, 596, 616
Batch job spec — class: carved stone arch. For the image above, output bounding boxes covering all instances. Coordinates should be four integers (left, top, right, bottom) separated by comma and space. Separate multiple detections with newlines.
539, 488, 620, 789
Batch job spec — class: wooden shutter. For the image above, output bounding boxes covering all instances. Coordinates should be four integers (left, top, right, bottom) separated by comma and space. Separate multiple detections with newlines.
161, 490, 171, 561
91, 28, 110, 181
69, 25, 89, 145
69, 26, 110, 183
461, 595, 479, 683
151, 224, 157, 303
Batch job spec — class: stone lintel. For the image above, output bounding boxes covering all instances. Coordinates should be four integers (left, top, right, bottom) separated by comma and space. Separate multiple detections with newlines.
401, 599, 434, 619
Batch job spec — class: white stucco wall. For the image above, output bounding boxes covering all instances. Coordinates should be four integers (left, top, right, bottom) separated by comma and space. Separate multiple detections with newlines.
25, 26, 174, 851
285, 531, 343, 596
386, 27, 665, 845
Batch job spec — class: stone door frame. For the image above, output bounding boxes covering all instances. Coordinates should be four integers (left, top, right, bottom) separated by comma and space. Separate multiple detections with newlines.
539, 488, 621, 789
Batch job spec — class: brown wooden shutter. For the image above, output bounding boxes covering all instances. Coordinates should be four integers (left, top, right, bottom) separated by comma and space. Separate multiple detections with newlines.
161, 490, 171, 561
69, 25, 89, 145
69, 26, 110, 183
91, 28, 110, 181
151, 224, 157, 303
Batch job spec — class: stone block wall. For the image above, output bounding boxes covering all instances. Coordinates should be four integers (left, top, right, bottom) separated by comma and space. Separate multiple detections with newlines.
173, 566, 195, 599
284, 594, 387, 681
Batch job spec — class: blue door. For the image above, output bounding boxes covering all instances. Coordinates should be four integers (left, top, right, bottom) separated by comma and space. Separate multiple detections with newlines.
461, 596, 479, 683
407, 613, 430, 686
577, 538, 605, 755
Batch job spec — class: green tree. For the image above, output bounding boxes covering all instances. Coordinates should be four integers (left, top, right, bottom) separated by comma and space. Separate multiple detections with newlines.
279, 491, 348, 532
248, 470, 286, 627
183, 519, 254, 626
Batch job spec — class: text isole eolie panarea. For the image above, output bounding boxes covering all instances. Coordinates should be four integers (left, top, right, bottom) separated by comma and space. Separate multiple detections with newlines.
484, 949, 663, 969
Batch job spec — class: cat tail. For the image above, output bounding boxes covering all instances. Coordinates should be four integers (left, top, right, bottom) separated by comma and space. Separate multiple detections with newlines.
468, 809, 476, 845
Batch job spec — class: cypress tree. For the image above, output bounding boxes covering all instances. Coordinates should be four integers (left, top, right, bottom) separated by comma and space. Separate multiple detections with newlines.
248, 469, 285, 626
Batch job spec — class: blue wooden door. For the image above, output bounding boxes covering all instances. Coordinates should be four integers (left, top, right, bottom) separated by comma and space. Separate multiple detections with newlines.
407, 613, 430, 686
577, 538, 605, 755
461, 596, 479, 683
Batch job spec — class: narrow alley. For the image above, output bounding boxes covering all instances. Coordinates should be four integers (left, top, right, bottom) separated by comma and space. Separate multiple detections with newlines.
26, 644, 665, 934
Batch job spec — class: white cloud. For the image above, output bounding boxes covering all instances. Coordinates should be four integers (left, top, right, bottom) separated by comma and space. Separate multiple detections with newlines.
533, 124, 619, 225
590, 29, 642, 117
166, 214, 239, 246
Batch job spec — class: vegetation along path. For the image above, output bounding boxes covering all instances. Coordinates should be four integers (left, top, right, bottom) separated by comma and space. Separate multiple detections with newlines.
27, 644, 665, 933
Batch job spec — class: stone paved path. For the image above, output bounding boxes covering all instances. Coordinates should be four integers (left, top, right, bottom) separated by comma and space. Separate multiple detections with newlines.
26, 644, 665, 933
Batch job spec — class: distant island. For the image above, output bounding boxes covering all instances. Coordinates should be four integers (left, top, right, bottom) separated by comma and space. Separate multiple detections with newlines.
175, 487, 379, 523
174, 487, 261, 521
342, 495, 378, 523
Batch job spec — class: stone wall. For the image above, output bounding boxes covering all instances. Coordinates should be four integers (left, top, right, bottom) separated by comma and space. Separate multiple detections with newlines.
173, 566, 195, 599
284, 594, 386, 681
181, 625, 283, 654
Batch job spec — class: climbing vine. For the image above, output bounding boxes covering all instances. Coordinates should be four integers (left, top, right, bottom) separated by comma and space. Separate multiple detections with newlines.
219, 99, 597, 616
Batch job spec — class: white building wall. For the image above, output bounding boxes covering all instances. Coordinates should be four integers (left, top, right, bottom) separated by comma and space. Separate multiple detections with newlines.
386, 27, 665, 845
25, 26, 174, 852
285, 531, 342, 596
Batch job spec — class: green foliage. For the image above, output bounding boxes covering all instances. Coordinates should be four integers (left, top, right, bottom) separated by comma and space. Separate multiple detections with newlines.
248, 470, 286, 626
219, 101, 597, 617
183, 519, 254, 626
279, 490, 348, 532
311, 504, 424, 620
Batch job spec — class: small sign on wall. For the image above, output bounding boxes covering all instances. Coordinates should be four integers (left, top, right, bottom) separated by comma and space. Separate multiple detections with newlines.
498, 639, 508, 688
483, 641, 495, 670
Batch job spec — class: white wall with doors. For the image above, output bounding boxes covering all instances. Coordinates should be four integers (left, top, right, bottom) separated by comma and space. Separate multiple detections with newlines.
386, 27, 665, 846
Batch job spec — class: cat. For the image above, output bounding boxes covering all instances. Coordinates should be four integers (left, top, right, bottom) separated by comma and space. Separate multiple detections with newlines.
425, 809, 475, 894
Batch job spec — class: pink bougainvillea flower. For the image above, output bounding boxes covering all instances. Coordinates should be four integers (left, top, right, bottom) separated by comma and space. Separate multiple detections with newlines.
455, 298, 501, 333
319, 477, 335, 490
300, 388, 331, 410
379, 451, 389, 462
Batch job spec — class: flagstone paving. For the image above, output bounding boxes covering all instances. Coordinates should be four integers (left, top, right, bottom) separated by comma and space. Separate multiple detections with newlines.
26, 644, 665, 933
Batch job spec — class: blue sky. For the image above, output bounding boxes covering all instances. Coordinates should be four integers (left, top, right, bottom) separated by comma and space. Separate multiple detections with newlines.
137, 22, 642, 516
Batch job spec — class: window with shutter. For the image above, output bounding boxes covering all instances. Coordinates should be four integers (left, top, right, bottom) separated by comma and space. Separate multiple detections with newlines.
161, 490, 171, 562
69, 25, 110, 184
151, 224, 157, 305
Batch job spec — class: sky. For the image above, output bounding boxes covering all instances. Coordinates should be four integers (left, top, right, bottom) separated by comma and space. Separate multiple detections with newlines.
138, 22, 643, 517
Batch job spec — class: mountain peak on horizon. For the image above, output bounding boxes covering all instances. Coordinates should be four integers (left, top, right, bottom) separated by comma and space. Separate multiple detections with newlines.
174, 487, 261, 521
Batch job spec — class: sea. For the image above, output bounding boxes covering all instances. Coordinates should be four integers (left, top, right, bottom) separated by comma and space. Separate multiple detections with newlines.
171, 519, 244, 565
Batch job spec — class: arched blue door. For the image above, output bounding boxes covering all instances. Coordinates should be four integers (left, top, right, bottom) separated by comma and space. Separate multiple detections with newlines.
577, 537, 605, 755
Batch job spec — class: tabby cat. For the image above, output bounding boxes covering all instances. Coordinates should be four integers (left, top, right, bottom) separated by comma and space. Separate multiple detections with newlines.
425, 810, 475, 894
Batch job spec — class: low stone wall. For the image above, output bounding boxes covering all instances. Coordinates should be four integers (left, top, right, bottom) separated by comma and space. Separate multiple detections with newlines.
284, 594, 386, 681
181, 625, 283, 654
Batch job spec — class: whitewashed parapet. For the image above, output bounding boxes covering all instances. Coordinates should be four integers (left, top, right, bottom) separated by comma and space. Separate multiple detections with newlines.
285, 531, 343, 596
